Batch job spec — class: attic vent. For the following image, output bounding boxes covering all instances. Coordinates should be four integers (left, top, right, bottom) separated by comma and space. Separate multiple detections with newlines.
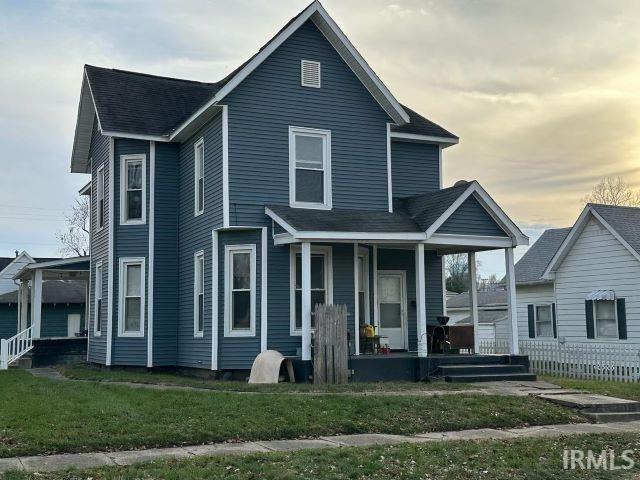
301, 60, 321, 88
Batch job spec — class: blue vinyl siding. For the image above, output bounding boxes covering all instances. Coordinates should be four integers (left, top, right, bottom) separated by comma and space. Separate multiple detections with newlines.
377, 248, 443, 351
216, 230, 263, 370
112, 138, 150, 366
438, 196, 508, 237
226, 20, 392, 225
0, 305, 17, 339
391, 141, 440, 198
153, 142, 180, 366
88, 119, 110, 364
176, 114, 224, 368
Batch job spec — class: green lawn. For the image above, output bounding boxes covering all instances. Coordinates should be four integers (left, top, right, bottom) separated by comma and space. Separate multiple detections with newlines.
542, 376, 640, 401
5, 433, 640, 479
58, 364, 473, 393
0, 370, 583, 458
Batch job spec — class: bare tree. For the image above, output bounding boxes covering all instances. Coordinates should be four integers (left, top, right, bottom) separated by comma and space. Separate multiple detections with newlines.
582, 176, 640, 207
56, 197, 90, 257
445, 253, 481, 293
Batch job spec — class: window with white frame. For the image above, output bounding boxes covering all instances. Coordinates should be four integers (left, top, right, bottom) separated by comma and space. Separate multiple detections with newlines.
194, 251, 205, 337
594, 300, 617, 338
291, 246, 332, 334
194, 139, 204, 215
358, 251, 370, 326
120, 155, 146, 224
94, 263, 103, 336
97, 165, 105, 230
289, 127, 331, 209
118, 258, 145, 337
535, 304, 553, 338
225, 245, 256, 336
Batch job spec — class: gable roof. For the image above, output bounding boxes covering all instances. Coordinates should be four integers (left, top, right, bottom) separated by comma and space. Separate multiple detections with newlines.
391, 104, 459, 143
0, 258, 14, 273
71, 1, 458, 172
543, 204, 640, 279
447, 290, 507, 309
514, 227, 571, 284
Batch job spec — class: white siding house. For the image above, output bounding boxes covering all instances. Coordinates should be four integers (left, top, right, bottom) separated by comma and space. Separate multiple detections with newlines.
515, 204, 640, 347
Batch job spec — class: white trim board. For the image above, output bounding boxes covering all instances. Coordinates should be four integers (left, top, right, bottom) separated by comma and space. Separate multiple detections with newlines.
390, 132, 458, 146
147, 141, 155, 367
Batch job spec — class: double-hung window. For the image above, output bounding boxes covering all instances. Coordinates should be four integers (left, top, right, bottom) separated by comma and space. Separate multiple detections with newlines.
357, 251, 370, 326
194, 139, 204, 215
291, 246, 332, 335
594, 300, 617, 338
120, 155, 146, 224
225, 245, 256, 336
194, 251, 205, 337
535, 304, 553, 338
94, 262, 103, 336
118, 258, 145, 337
289, 127, 331, 209
96, 165, 105, 230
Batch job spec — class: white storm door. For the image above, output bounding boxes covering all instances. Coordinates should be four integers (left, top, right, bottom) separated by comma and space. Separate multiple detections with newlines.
377, 271, 407, 350
67, 314, 81, 337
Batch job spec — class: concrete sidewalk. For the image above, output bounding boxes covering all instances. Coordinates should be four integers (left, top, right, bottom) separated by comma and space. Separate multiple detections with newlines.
2, 421, 640, 473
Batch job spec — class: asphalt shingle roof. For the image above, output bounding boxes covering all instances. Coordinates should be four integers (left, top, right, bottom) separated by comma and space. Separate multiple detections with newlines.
391, 104, 458, 140
447, 290, 507, 309
514, 227, 571, 284
456, 310, 508, 325
0, 258, 14, 273
0, 280, 86, 305
589, 204, 640, 256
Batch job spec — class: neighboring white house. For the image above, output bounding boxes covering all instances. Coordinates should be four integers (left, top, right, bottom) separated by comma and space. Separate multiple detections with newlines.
447, 290, 509, 344
516, 203, 638, 345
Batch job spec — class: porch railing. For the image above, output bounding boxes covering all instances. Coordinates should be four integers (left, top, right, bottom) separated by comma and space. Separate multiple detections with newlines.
478, 339, 640, 383
0, 325, 35, 370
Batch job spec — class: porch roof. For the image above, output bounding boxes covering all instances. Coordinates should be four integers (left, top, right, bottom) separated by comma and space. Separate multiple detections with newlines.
0, 280, 86, 305
13, 256, 90, 281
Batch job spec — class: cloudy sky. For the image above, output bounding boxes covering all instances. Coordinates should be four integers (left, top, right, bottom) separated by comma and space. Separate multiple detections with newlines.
1, 0, 639, 276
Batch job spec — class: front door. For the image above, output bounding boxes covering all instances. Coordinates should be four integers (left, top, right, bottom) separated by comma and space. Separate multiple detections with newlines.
67, 314, 81, 337
377, 271, 407, 350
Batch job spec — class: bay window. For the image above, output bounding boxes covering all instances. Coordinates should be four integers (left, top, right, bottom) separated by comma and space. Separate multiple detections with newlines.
120, 155, 146, 224
194, 139, 204, 215
224, 245, 256, 336
194, 251, 205, 337
118, 258, 145, 337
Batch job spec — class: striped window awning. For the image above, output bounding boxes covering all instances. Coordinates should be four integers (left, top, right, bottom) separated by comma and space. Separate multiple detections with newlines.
585, 289, 616, 301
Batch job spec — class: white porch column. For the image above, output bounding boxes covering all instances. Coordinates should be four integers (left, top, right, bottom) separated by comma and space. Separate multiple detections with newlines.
505, 247, 519, 354
301, 241, 312, 361
415, 243, 427, 357
20, 279, 29, 331
353, 243, 360, 355
31, 270, 42, 338
468, 252, 479, 353
372, 245, 379, 330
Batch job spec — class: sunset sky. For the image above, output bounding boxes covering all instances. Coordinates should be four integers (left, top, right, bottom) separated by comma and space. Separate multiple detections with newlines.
1, 0, 639, 276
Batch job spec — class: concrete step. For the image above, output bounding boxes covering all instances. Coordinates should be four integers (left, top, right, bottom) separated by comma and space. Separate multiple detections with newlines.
538, 393, 640, 414
439, 364, 527, 376
584, 411, 640, 423
8, 356, 32, 369
445, 372, 537, 383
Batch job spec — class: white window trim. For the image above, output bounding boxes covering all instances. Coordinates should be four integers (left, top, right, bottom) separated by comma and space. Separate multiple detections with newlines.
93, 261, 103, 337
288, 126, 332, 210
593, 299, 619, 340
358, 247, 370, 325
289, 245, 333, 336
117, 257, 145, 338
224, 244, 257, 337
194, 250, 205, 338
533, 303, 553, 339
119, 154, 147, 225
194, 138, 204, 217
300, 59, 321, 88
96, 164, 105, 232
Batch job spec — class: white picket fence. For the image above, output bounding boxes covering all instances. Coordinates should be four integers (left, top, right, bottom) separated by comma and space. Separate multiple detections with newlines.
478, 339, 640, 383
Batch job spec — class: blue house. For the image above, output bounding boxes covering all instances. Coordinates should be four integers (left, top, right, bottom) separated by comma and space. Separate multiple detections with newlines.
69, 2, 529, 380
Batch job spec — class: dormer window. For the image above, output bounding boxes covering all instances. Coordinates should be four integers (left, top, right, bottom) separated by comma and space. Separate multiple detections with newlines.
301, 60, 321, 88
289, 126, 332, 210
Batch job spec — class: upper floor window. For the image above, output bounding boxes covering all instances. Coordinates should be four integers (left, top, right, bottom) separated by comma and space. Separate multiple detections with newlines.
96, 165, 105, 230
288, 126, 332, 210
301, 60, 321, 88
224, 245, 256, 337
194, 139, 204, 216
194, 251, 205, 337
118, 257, 145, 337
120, 155, 146, 225
594, 300, 617, 338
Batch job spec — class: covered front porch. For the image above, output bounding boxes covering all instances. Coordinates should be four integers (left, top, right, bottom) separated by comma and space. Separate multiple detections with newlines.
267, 180, 530, 380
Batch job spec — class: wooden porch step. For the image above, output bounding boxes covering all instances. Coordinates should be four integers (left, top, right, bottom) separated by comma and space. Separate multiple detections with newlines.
439, 364, 527, 376
444, 372, 537, 383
